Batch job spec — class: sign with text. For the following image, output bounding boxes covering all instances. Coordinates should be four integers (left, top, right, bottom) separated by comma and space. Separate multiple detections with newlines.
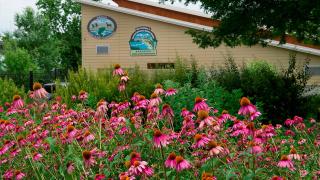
129, 26, 157, 56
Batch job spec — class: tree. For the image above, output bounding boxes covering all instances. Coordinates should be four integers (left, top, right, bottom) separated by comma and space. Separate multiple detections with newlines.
165, 0, 320, 48
14, 7, 62, 72
1, 37, 36, 86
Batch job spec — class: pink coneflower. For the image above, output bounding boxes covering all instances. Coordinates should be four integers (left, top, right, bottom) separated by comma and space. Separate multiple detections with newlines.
94, 174, 106, 180
192, 134, 210, 148
113, 64, 124, 76
208, 141, 224, 156
15, 170, 26, 180
97, 99, 108, 112
284, 118, 295, 126
71, 95, 77, 102
285, 130, 295, 136
175, 156, 191, 172
118, 82, 126, 92
271, 176, 285, 180
165, 88, 177, 96
277, 155, 294, 169
165, 152, 177, 168
131, 92, 140, 103
83, 130, 95, 143
193, 97, 209, 112
300, 170, 308, 177
119, 172, 135, 180
82, 150, 96, 167
181, 108, 194, 118
67, 162, 75, 174
120, 71, 130, 82
153, 129, 169, 148
149, 93, 162, 107
288, 147, 301, 161
32, 82, 48, 99
78, 90, 88, 101
248, 141, 263, 154
128, 161, 154, 177
161, 104, 174, 128
238, 97, 261, 120
12, 95, 24, 109
3, 170, 13, 179
197, 110, 213, 129
130, 152, 141, 165
154, 84, 165, 95
33, 152, 43, 161
202, 172, 217, 180
66, 125, 77, 138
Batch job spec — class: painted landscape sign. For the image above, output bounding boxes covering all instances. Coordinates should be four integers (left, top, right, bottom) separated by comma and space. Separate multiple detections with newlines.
129, 26, 157, 56
87, 15, 117, 39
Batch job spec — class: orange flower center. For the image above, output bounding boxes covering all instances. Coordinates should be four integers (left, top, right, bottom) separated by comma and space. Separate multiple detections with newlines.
79, 90, 86, 96
246, 122, 255, 130
13, 95, 21, 101
168, 153, 176, 160
208, 141, 218, 148
150, 93, 158, 99
133, 161, 140, 167
240, 97, 251, 106
114, 64, 121, 69
221, 110, 229, 114
84, 131, 91, 137
290, 148, 297, 154
82, 151, 91, 160
156, 83, 163, 89
67, 125, 75, 132
162, 104, 170, 109
33, 82, 42, 90
130, 152, 139, 159
198, 110, 209, 120
280, 155, 289, 161
195, 97, 203, 103
194, 134, 203, 142
154, 130, 162, 137
175, 156, 184, 163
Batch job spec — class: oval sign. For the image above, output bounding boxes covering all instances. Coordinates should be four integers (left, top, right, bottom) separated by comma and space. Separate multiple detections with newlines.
87, 15, 117, 39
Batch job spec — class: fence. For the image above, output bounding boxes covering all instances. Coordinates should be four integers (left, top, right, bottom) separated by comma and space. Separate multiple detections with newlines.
0, 69, 67, 91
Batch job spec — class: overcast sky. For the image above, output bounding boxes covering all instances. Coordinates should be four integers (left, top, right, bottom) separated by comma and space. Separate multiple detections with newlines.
0, 0, 202, 34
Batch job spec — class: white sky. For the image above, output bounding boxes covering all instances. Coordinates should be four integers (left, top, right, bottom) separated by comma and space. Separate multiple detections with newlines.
0, 0, 202, 34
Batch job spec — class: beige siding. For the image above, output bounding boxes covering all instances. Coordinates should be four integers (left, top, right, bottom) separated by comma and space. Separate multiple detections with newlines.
81, 4, 320, 83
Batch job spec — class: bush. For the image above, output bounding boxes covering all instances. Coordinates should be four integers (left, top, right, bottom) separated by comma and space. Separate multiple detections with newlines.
211, 54, 311, 124
0, 78, 26, 106
162, 80, 243, 130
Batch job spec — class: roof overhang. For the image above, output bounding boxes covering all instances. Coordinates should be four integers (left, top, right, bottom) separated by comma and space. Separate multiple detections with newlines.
76, 0, 212, 31
265, 40, 320, 56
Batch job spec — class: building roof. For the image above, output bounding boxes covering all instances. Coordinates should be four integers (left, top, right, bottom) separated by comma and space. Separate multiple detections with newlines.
77, 0, 320, 56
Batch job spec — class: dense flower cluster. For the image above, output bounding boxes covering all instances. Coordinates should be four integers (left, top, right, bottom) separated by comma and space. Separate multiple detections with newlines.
0, 78, 319, 179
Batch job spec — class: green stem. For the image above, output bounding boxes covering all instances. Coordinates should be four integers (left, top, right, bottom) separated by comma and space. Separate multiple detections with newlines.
160, 145, 168, 180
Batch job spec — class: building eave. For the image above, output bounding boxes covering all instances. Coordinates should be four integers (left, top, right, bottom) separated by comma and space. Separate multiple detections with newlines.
76, 0, 213, 31
266, 40, 320, 57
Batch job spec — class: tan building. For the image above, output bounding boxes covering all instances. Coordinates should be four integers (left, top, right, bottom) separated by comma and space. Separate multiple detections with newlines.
77, 0, 320, 82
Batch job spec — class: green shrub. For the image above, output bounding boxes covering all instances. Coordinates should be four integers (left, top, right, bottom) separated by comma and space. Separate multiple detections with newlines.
0, 78, 26, 106
211, 54, 310, 124
162, 80, 243, 130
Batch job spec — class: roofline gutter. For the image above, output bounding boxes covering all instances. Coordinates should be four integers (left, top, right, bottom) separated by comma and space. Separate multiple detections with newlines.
265, 40, 320, 56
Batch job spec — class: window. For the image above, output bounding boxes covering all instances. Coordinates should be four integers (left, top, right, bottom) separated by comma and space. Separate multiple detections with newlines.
96, 45, 109, 55
147, 63, 175, 69
306, 65, 320, 76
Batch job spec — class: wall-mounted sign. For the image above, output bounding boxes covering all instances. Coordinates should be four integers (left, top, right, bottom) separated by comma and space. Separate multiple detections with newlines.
87, 15, 117, 39
129, 26, 157, 56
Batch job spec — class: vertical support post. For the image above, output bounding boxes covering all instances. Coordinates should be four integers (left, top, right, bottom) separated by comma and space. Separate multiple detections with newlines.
29, 71, 33, 91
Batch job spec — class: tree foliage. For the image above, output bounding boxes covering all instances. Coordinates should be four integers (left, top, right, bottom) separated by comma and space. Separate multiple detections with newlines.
166, 0, 320, 48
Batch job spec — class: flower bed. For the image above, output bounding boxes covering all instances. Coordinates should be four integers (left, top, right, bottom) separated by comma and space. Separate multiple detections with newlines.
0, 65, 319, 179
